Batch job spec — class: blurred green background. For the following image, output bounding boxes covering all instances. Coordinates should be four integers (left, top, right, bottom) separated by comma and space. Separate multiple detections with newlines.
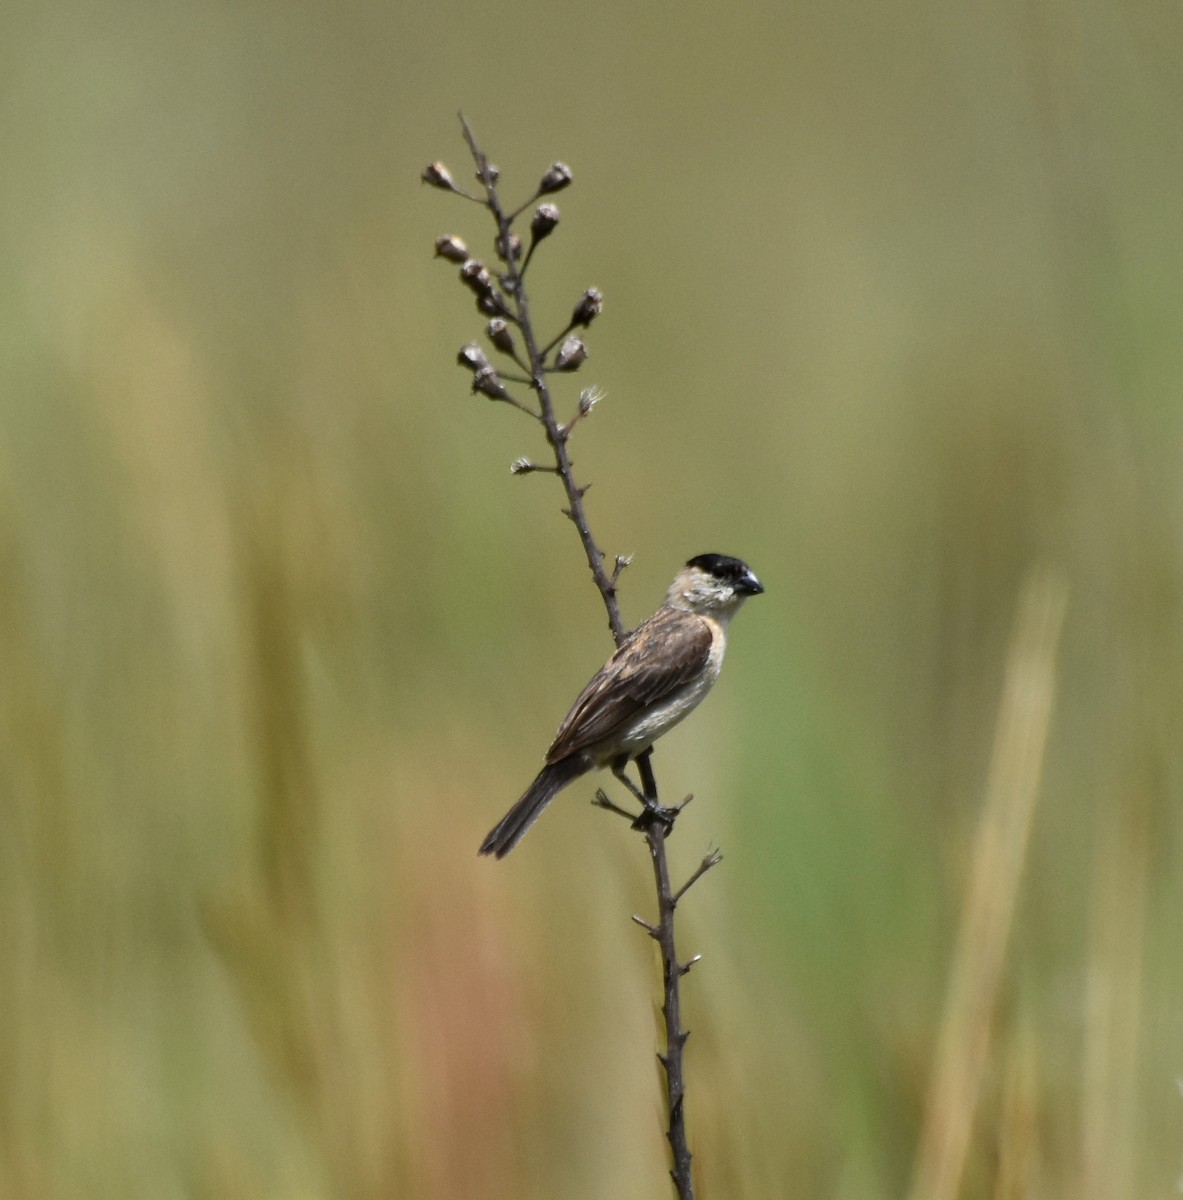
3, 0, 1182, 1196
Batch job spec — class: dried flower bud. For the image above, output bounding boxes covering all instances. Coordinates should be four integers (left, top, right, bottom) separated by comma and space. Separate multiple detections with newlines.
422, 161, 456, 191
496, 231, 522, 262
538, 161, 573, 195
457, 342, 491, 373
554, 336, 588, 371
459, 259, 494, 296
510, 458, 535, 475
434, 235, 469, 262
571, 287, 603, 328
578, 386, 604, 416
477, 291, 511, 318
486, 319, 516, 355
530, 203, 560, 242
473, 366, 509, 399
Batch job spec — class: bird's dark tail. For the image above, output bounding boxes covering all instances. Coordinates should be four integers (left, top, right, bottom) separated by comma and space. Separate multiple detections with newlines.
479, 756, 591, 858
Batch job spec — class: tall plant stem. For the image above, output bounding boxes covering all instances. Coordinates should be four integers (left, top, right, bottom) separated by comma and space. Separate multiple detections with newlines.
439, 116, 718, 1199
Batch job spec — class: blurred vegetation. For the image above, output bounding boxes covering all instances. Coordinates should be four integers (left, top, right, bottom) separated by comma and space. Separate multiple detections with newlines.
2, 0, 1182, 1197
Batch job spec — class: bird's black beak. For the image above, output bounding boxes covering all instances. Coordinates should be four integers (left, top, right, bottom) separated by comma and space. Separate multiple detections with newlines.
738, 568, 764, 596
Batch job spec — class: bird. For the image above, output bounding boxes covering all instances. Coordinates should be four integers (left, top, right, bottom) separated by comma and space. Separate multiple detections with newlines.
479, 553, 764, 858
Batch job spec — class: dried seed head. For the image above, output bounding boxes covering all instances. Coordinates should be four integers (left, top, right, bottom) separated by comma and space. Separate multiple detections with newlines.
496, 231, 523, 262
434, 235, 469, 263
571, 287, 603, 328
459, 259, 494, 296
457, 342, 492, 374
554, 336, 588, 371
530, 203, 560, 242
538, 161, 573, 195
422, 161, 457, 191
510, 457, 535, 475
578, 386, 605, 416
477, 291, 511, 317
486, 319, 516, 355
473, 366, 509, 399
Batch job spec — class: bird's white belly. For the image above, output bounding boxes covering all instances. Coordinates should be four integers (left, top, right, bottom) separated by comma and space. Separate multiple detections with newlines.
613, 633, 725, 758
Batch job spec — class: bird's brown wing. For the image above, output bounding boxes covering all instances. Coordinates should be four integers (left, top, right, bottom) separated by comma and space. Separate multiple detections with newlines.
545, 607, 713, 762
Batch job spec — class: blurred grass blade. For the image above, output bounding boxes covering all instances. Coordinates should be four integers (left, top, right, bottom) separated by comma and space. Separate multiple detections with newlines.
908, 566, 1068, 1200
1079, 785, 1149, 1200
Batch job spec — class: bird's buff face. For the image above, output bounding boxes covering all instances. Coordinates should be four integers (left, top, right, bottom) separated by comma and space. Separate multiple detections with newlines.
667, 555, 764, 619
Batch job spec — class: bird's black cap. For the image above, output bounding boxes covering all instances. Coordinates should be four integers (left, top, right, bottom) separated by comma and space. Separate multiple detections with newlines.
686, 553, 765, 595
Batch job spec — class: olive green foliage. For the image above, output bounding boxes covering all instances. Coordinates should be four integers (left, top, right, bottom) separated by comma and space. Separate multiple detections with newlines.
2, 1, 1181, 1197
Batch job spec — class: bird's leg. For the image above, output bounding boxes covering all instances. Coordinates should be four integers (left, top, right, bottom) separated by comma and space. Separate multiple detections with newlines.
619, 750, 679, 831
609, 756, 649, 808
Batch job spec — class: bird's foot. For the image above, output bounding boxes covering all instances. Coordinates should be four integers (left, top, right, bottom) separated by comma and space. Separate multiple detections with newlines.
630, 796, 688, 834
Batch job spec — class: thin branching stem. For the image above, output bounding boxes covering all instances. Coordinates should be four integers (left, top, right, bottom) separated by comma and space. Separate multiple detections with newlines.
635, 752, 698, 1198
493, 394, 544, 420
506, 192, 544, 222
540, 321, 577, 360
444, 115, 706, 1200
459, 115, 625, 645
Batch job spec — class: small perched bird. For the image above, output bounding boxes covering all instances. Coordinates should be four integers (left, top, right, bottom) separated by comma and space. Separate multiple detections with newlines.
479, 553, 764, 858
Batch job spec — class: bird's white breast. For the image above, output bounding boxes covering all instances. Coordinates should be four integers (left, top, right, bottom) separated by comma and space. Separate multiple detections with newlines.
613, 616, 727, 758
